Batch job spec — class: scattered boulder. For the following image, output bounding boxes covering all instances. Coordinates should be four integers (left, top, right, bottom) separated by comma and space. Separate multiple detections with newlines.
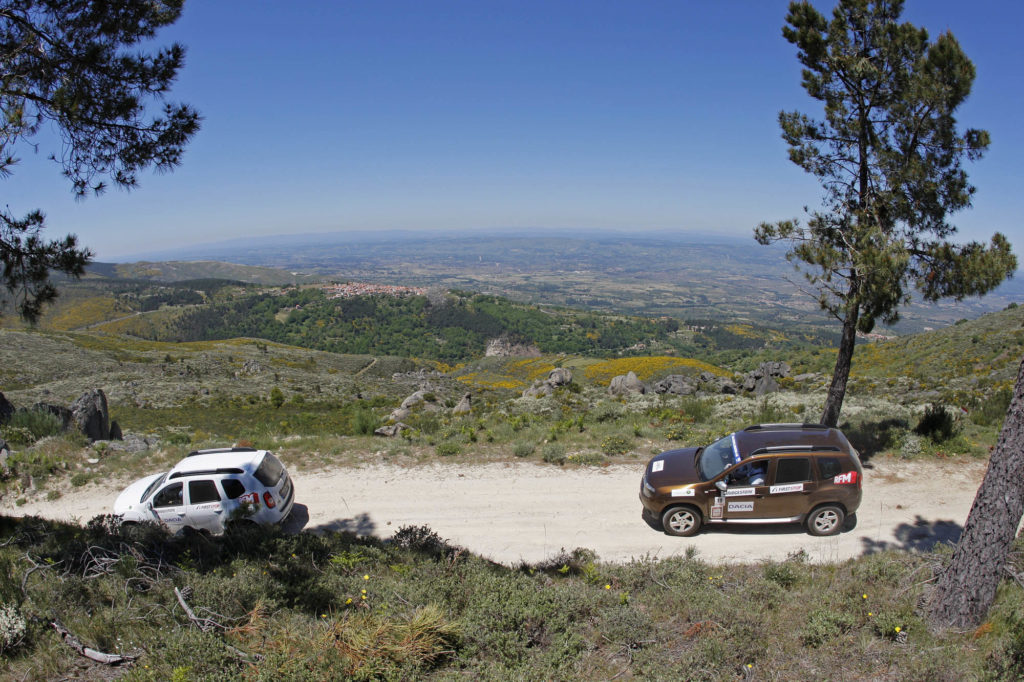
0, 439, 9, 477
401, 390, 431, 410
522, 382, 554, 399
547, 368, 573, 386
453, 393, 472, 415
388, 407, 411, 422
739, 362, 790, 396
521, 367, 573, 398
609, 371, 646, 396
109, 420, 123, 441
375, 423, 410, 438
0, 392, 13, 424
70, 389, 110, 442
653, 375, 697, 396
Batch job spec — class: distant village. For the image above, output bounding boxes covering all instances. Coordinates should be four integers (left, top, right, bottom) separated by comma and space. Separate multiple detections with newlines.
323, 282, 427, 299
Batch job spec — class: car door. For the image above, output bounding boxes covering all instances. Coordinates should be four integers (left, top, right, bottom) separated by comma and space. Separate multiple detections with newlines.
758, 457, 818, 519
717, 462, 765, 521
185, 479, 226, 533
150, 482, 186, 532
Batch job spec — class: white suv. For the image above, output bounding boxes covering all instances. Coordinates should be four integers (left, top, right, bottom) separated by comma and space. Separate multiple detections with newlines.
113, 447, 295, 534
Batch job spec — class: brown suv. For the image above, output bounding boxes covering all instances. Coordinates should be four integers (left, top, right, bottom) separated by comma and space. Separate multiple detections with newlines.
640, 423, 863, 537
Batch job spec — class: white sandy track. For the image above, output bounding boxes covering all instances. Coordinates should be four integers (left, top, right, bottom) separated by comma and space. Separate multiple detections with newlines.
1, 458, 992, 566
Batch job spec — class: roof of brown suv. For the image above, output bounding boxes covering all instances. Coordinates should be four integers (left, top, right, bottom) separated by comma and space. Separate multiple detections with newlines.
732, 423, 853, 460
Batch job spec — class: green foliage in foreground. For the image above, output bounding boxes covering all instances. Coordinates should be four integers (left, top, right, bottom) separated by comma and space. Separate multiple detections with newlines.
0, 516, 1021, 680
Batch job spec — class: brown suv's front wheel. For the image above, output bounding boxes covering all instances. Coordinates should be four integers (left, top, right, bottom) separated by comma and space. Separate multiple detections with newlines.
662, 506, 702, 537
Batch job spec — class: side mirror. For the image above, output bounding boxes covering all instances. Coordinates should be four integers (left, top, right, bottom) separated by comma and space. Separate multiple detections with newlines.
715, 480, 727, 492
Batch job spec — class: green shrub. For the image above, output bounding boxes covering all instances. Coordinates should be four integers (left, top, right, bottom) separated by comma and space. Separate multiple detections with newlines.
801, 607, 856, 648
512, 442, 535, 458
436, 441, 461, 457
600, 434, 633, 456
269, 386, 285, 409
664, 424, 689, 441
352, 408, 378, 435
567, 452, 604, 466
915, 403, 956, 442
970, 388, 1013, 427
0, 603, 26, 655
3, 409, 63, 445
541, 443, 566, 465
678, 396, 713, 423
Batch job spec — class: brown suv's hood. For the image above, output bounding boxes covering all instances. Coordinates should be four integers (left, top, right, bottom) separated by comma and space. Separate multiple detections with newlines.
646, 447, 701, 487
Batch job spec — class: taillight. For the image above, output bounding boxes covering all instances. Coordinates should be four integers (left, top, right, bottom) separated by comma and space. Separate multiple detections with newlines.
263, 491, 276, 509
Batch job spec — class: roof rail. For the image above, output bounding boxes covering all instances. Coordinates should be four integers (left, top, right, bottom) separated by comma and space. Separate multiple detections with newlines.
748, 444, 841, 456
169, 467, 246, 479
744, 423, 829, 432
186, 447, 259, 458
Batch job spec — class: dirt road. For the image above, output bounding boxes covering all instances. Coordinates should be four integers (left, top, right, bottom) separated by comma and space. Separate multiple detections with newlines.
2, 458, 990, 565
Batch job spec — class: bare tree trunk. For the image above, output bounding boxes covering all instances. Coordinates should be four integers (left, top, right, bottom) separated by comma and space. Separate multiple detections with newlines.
928, 356, 1024, 630
821, 307, 859, 428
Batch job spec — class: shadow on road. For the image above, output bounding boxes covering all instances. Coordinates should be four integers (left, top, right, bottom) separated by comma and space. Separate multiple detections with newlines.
305, 511, 377, 536
859, 514, 963, 554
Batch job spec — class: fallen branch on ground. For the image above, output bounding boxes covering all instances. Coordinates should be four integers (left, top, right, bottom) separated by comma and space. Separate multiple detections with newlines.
50, 620, 137, 666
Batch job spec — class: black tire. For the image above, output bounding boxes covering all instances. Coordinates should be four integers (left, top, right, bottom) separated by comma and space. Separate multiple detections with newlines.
807, 505, 845, 536
843, 512, 858, 532
662, 506, 702, 537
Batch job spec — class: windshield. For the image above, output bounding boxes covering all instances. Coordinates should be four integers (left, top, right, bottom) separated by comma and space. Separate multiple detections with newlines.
141, 473, 167, 503
697, 434, 739, 481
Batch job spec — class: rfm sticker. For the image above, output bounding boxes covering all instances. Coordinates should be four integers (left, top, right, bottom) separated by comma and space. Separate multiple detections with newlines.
833, 471, 858, 485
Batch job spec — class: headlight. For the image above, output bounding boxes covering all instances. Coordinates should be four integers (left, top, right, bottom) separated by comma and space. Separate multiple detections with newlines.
642, 476, 656, 496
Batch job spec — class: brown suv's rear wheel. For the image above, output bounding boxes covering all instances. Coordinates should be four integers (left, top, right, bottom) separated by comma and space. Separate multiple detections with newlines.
807, 505, 845, 536
662, 506, 702, 537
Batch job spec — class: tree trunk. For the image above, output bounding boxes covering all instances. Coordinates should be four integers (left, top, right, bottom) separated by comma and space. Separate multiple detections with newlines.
820, 306, 859, 427
928, 356, 1024, 630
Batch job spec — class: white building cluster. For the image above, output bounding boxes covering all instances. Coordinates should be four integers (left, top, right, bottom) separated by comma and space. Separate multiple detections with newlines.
323, 282, 427, 299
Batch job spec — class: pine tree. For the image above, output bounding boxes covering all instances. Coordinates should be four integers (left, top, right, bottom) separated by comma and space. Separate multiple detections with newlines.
756, 0, 1016, 426
1, 0, 200, 322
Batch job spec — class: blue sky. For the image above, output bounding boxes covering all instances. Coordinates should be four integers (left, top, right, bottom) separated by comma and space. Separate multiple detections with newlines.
6, 0, 1023, 260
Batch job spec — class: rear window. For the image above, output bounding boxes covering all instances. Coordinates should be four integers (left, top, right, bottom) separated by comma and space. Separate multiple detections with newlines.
221, 479, 246, 499
774, 458, 811, 484
254, 453, 285, 487
817, 457, 843, 480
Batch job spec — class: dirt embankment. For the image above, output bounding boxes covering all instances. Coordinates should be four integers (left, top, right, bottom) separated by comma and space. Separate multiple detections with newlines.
2, 458, 991, 565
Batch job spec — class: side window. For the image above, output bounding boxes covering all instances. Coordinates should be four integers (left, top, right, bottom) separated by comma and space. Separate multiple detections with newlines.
221, 479, 246, 500
188, 480, 221, 504
153, 483, 183, 508
774, 458, 811, 485
817, 457, 842, 480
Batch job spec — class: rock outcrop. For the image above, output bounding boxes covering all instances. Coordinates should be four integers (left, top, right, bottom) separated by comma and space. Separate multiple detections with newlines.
522, 368, 574, 398
485, 338, 541, 357
453, 393, 472, 415
375, 423, 410, 437
0, 392, 13, 424
608, 371, 646, 396
71, 389, 110, 442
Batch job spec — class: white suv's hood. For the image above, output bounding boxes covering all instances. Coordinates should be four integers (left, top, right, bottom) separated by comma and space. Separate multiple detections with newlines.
113, 473, 164, 518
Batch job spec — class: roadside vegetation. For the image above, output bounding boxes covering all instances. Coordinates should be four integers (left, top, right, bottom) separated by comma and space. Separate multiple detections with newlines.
0, 515, 1021, 680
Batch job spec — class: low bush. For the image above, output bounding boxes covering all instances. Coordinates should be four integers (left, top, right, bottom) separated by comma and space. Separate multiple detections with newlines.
541, 443, 566, 465
915, 403, 957, 442
2, 409, 64, 445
